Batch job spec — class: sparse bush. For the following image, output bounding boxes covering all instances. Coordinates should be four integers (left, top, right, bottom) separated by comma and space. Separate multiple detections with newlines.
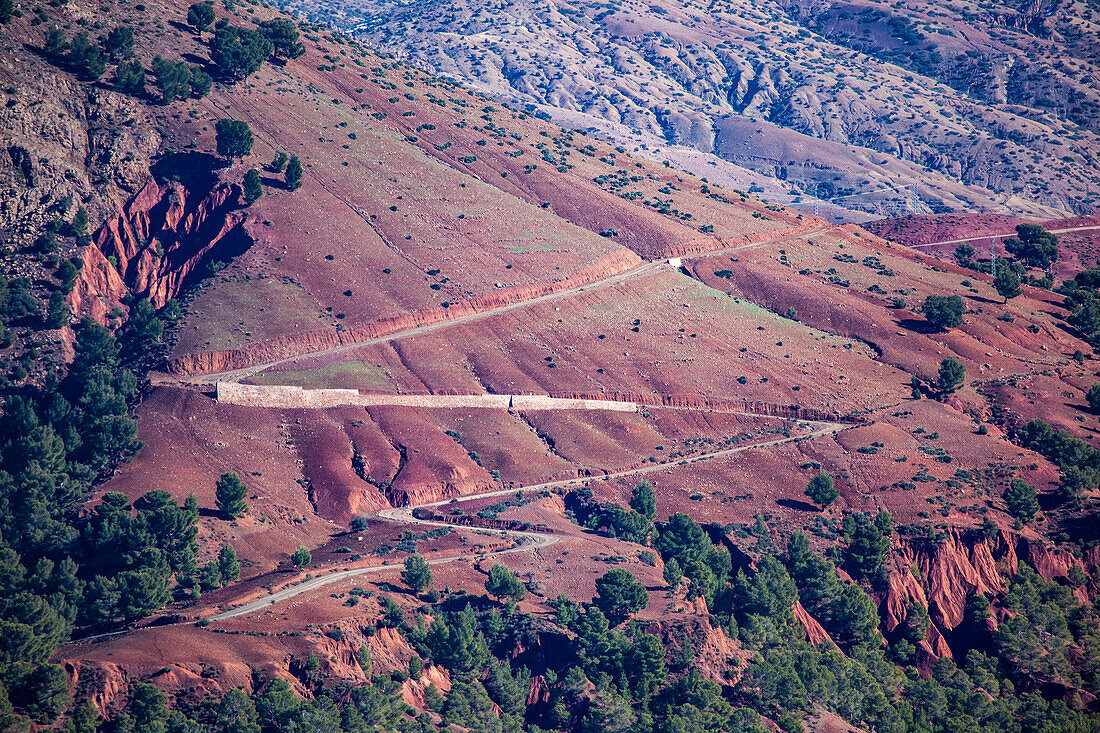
291, 546, 311, 567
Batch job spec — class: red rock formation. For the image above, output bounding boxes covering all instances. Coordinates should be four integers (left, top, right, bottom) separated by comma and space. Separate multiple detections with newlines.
93, 177, 248, 310
68, 241, 128, 323
794, 600, 835, 647
402, 665, 452, 709
893, 530, 1015, 630
892, 528, 1093, 634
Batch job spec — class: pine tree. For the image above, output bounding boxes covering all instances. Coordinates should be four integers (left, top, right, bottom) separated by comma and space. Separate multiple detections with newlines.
113, 60, 146, 95
215, 118, 252, 162
1005, 478, 1039, 524
214, 471, 248, 518
44, 26, 67, 57
102, 26, 135, 60
805, 470, 838, 507
0, 0, 15, 25
921, 294, 964, 331
485, 563, 525, 602
994, 264, 1022, 303
937, 357, 965, 395
217, 544, 239, 581
662, 557, 682, 588
291, 546, 311, 567
284, 154, 302, 190
152, 57, 191, 103
257, 18, 304, 61
189, 67, 212, 98
1087, 383, 1100, 414
187, 1, 215, 33
45, 291, 70, 329
630, 480, 656, 521
242, 169, 262, 205
70, 206, 88, 236
594, 568, 648, 623
401, 553, 432, 594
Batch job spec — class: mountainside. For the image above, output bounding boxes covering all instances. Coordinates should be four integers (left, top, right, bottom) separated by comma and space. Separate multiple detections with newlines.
2, 0, 1100, 730
300, 0, 1100, 221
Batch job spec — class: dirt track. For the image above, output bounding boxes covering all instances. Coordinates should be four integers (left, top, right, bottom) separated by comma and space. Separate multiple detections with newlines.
907, 224, 1100, 248
207, 418, 845, 621
160, 222, 834, 386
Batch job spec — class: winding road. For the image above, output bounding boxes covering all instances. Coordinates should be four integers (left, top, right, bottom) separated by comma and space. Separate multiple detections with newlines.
207, 417, 845, 621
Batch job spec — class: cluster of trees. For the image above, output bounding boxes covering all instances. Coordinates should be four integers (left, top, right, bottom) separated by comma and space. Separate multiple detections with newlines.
0, 307, 211, 726
209, 17, 302, 81
955, 225, 1059, 291
1005, 225, 1059, 274
150, 56, 212, 103
212, 120, 301, 198
48, 499, 1100, 733
43, 1, 310, 100
41, 21, 212, 103
1016, 417, 1100, 504
568, 481, 656, 544
0, 267, 76, 349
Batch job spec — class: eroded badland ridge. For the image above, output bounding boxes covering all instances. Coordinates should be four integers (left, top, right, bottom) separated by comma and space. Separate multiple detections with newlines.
1, 0, 1100, 730
305, 0, 1100, 221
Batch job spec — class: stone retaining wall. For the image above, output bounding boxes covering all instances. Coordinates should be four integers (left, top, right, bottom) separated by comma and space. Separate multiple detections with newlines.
214, 383, 636, 412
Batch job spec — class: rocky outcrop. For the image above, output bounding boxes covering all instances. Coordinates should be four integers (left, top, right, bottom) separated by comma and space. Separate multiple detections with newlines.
889, 528, 1091, 635
794, 600, 834, 647
69, 240, 129, 323
891, 530, 1015, 631
92, 174, 249, 310
167, 248, 641, 375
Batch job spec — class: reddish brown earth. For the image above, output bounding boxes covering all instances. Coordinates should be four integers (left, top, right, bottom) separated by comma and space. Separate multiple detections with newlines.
44, 0, 1100, 714
865, 212, 1100, 281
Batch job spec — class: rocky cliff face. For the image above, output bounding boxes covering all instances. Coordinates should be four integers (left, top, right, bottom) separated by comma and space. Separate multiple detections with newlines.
0, 69, 160, 244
